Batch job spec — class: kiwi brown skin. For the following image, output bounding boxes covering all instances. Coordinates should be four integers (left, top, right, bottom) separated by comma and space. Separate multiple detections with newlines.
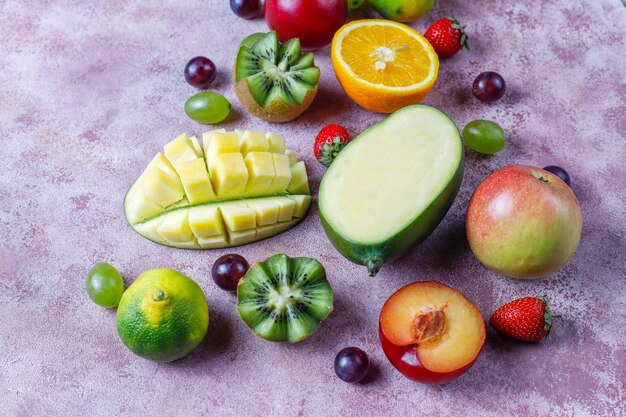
234, 73, 318, 123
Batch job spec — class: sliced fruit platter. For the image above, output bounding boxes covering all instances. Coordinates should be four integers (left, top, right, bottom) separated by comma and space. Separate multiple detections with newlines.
87, 0, 586, 391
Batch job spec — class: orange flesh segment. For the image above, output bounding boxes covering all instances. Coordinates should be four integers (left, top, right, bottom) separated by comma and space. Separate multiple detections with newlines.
339, 25, 432, 87
380, 281, 485, 373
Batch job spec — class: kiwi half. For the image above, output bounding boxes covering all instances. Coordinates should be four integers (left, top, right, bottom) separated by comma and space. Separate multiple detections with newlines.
237, 254, 333, 342
234, 32, 320, 123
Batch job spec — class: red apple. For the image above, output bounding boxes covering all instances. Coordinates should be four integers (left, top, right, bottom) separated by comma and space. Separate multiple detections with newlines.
466, 164, 582, 279
379, 281, 486, 384
265, 0, 347, 51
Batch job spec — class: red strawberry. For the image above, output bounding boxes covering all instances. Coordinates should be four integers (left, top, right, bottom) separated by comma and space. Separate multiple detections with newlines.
424, 17, 470, 59
490, 297, 561, 342
314, 124, 350, 167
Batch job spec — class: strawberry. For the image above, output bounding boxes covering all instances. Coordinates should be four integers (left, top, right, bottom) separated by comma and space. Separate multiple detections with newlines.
490, 297, 561, 342
424, 17, 470, 59
314, 124, 350, 167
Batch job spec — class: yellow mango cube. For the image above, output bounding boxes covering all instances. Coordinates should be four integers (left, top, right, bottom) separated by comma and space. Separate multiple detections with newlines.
287, 195, 312, 218
228, 229, 257, 246
240, 130, 269, 155
274, 197, 296, 222
268, 153, 292, 194
177, 158, 216, 204
220, 204, 257, 231
188, 205, 224, 237
287, 161, 310, 195
267, 133, 286, 154
210, 153, 248, 197
206, 132, 240, 166
141, 167, 184, 207
126, 192, 163, 222
164, 133, 200, 166
256, 221, 294, 240
198, 234, 228, 249
202, 128, 226, 155
244, 152, 276, 195
285, 149, 298, 166
247, 199, 280, 226
189, 136, 203, 157
157, 210, 194, 243
145, 152, 178, 178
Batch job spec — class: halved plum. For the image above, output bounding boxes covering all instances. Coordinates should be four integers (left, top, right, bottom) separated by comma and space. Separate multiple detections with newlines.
379, 281, 485, 384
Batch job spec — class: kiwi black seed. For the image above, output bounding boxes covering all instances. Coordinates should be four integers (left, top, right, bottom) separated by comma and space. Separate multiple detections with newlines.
237, 254, 333, 342
233, 31, 320, 123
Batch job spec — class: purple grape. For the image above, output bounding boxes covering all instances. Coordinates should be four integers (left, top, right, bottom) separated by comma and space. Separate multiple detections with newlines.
543, 165, 571, 186
230, 0, 264, 19
473, 71, 506, 103
184, 56, 217, 89
211, 254, 250, 292
334, 347, 370, 383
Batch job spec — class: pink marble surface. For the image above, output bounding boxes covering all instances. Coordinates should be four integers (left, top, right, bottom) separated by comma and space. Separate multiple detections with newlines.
1, 1, 625, 416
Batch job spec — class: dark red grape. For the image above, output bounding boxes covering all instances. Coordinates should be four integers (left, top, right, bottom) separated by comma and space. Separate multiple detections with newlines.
184, 56, 217, 89
334, 347, 370, 383
230, 0, 264, 19
211, 254, 249, 292
473, 71, 506, 103
543, 165, 571, 186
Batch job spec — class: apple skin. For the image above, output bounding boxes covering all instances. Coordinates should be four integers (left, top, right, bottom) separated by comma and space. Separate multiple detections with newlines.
265, 0, 347, 51
379, 324, 481, 385
466, 164, 582, 279
369, 0, 436, 23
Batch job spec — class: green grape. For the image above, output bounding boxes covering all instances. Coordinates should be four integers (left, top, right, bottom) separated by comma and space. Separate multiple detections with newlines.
463, 120, 506, 154
185, 91, 231, 124
348, 0, 365, 9
86, 262, 124, 308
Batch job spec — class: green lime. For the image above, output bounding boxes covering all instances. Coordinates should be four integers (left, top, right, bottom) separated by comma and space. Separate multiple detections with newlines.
116, 268, 209, 362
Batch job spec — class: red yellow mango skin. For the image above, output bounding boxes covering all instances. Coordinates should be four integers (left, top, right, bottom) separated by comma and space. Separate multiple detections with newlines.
466, 165, 582, 279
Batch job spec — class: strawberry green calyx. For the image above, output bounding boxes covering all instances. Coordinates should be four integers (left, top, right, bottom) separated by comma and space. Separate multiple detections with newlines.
449, 16, 470, 51
317, 136, 348, 167
542, 297, 561, 332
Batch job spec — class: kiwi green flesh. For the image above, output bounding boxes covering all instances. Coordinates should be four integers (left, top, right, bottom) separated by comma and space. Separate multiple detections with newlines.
237, 254, 333, 342
235, 32, 319, 109
250, 31, 278, 64
239, 32, 265, 50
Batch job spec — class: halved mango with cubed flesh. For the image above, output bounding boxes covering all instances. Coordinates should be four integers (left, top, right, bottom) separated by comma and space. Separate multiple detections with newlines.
124, 130, 311, 249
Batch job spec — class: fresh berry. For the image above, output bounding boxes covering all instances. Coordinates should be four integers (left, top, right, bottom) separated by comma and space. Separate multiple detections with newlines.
314, 124, 350, 167
543, 165, 571, 186
230, 0, 264, 19
211, 254, 250, 292
490, 297, 561, 342
334, 347, 370, 383
184, 56, 217, 89
424, 17, 470, 59
473, 72, 506, 102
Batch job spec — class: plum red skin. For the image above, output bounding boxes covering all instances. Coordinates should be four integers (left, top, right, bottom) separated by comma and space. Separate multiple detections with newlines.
264, 0, 348, 51
379, 324, 481, 384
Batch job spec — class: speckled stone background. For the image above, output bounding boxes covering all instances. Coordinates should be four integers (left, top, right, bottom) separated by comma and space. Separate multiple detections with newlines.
1, 1, 625, 416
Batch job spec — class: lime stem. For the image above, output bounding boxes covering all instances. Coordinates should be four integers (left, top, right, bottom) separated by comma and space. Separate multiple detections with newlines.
153, 289, 166, 301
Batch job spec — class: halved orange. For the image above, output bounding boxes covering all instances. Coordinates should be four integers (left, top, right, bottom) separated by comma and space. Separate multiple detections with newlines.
331, 19, 439, 114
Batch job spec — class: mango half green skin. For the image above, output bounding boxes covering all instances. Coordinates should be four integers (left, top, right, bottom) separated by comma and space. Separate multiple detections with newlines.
369, 0, 436, 22
318, 105, 464, 276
